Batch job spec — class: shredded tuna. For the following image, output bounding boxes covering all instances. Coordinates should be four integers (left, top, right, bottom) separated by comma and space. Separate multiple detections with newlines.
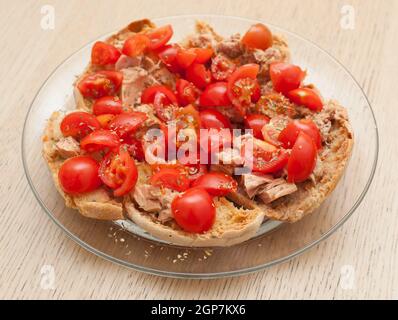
115, 54, 143, 70
258, 178, 297, 203
241, 173, 273, 198
121, 67, 149, 107
55, 137, 80, 158
216, 34, 244, 59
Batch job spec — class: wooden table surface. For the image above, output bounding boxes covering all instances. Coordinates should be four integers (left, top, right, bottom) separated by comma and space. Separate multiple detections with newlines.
1, 0, 397, 300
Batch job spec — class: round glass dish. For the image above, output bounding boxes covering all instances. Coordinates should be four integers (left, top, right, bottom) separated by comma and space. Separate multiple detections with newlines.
22, 15, 378, 278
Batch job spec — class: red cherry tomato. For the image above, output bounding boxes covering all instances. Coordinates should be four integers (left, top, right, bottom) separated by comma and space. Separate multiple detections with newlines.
211, 54, 236, 81
261, 116, 289, 146
242, 139, 288, 173
227, 64, 260, 116
185, 63, 211, 89
187, 164, 208, 183
287, 88, 323, 112
80, 129, 121, 153
176, 79, 199, 106
141, 85, 178, 105
242, 23, 273, 50
200, 109, 232, 130
108, 112, 147, 137
154, 93, 179, 122
58, 156, 102, 194
122, 34, 150, 57
157, 45, 181, 73
91, 41, 121, 66
244, 114, 270, 139
123, 135, 145, 161
150, 168, 190, 192
99, 146, 138, 196
171, 187, 216, 233
278, 119, 322, 149
92, 96, 123, 115
96, 114, 115, 129
287, 132, 317, 183
192, 172, 237, 196
60, 112, 101, 139
192, 47, 214, 64
270, 63, 306, 94
176, 48, 197, 69
77, 71, 123, 99
199, 82, 231, 108
147, 25, 173, 50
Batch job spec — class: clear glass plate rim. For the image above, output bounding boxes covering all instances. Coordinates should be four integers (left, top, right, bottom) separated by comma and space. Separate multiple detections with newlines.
21, 14, 379, 279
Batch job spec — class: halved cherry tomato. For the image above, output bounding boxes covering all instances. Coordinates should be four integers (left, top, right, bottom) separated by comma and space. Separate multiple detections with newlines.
92, 96, 123, 115
154, 93, 179, 122
242, 139, 288, 173
242, 23, 273, 50
199, 82, 231, 108
261, 116, 289, 146
244, 114, 270, 139
96, 114, 115, 129
150, 168, 190, 192
122, 34, 150, 57
108, 112, 147, 137
80, 129, 121, 152
278, 119, 322, 149
176, 48, 197, 69
58, 156, 102, 194
123, 136, 145, 161
157, 45, 181, 73
171, 187, 216, 233
141, 85, 178, 105
227, 64, 260, 116
78, 71, 123, 99
185, 63, 211, 89
200, 109, 232, 130
270, 63, 306, 94
147, 25, 173, 50
176, 79, 199, 106
287, 132, 317, 183
192, 172, 237, 196
192, 47, 214, 64
211, 54, 236, 81
99, 146, 138, 196
287, 88, 323, 112
91, 41, 121, 66
60, 112, 101, 139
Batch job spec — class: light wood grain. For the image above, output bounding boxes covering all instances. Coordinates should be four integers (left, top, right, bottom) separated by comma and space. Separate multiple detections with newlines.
0, 0, 397, 299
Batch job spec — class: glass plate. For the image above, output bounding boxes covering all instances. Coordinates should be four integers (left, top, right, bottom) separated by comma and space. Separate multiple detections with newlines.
22, 15, 378, 278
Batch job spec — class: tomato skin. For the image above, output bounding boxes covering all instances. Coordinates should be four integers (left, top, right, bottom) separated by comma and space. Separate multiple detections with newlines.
157, 45, 181, 73
58, 156, 102, 194
176, 79, 199, 106
150, 168, 190, 192
92, 96, 123, 115
80, 129, 121, 153
192, 172, 237, 196
192, 48, 214, 64
60, 112, 101, 139
244, 114, 270, 139
99, 147, 138, 196
171, 187, 216, 233
242, 23, 273, 50
287, 132, 317, 183
199, 82, 231, 108
176, 48, 197, 69
227, 64, 260, 116
122, 34, 150, 57
287, 88, 323, 111
141, 85, 178, 105
211, 54, 236, 81
185, 63, 212, 89
278, 119, 322, 149
187, 164, 208, 183
108, 112, 147, 137
147, 25, 173, 50
91, 41, 121, 66
78, 71, 123, 99
200, 109, 232, 130
270, 63, 306, 94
